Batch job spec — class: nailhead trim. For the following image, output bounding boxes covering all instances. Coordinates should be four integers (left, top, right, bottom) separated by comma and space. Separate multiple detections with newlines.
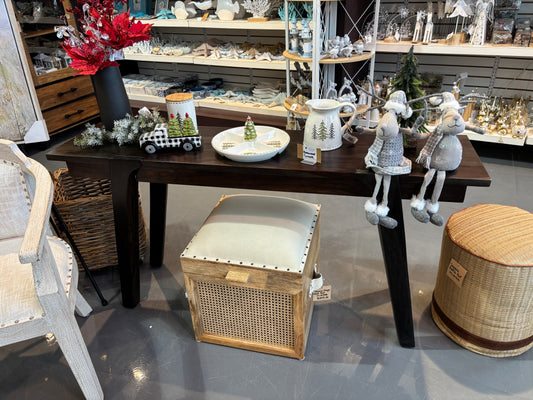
181, 201, 321, 274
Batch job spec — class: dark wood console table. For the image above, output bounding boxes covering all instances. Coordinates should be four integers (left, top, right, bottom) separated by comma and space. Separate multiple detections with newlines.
47, 127, 490, 348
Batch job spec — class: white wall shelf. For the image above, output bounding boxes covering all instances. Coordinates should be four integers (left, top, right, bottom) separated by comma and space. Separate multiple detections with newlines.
460, 130, 528, 146
125, 53, 294, 70
146, 18, 286, 30
128, 93, 287, 118
373, 41, 533, 59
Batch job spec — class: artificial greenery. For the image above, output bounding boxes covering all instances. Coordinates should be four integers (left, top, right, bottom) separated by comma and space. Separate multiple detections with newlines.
390, 46, 428, 133
73, 107, 165, 148
73, 123, 106, 148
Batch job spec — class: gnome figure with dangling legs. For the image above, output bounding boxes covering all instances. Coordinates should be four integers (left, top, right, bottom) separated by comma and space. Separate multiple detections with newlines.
410, 92, 465, 226
364, 90, 413, 229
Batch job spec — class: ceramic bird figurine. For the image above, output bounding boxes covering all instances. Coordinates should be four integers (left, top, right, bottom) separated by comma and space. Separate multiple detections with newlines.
191, 0, 216, 10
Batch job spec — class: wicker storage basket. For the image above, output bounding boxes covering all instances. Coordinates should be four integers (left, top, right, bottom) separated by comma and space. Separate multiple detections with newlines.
52, 168, 147, 271
432, 204, 533, 357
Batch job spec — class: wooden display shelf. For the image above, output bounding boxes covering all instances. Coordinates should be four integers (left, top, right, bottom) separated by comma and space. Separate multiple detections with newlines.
373, 41, 533, 58
124, 53, 194, 64
284, 96, 369, 118
283, 50, 374, 64
124, 53, 295, 70
147, 18, 286, 30
23, 27, 56, 38
19, 16, 63, 25
128, 93, 287, 118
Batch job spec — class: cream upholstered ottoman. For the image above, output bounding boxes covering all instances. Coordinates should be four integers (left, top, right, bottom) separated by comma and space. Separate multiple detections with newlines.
180, 194, 322, 359
432, 204, 533, 357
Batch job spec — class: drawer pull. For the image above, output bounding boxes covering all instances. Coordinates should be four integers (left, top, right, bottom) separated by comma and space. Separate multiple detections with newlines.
64, 109, 84, 118
58, 87, 78, 97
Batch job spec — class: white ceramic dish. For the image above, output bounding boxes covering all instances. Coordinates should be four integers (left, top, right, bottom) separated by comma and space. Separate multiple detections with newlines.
211, 126, 290, 162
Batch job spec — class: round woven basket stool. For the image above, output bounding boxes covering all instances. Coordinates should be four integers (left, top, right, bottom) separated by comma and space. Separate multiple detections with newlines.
432, 203, 533, 357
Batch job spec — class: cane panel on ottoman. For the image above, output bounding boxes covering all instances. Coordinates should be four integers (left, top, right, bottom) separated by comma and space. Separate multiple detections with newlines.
432, 204, 533, 357
180, 194, 321, 359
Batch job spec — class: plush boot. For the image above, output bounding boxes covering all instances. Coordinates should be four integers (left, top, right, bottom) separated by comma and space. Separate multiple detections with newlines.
426, 201, 444, 226
410, 197, 429, 223
364, 199, 379, 225
376, 204, 398, 229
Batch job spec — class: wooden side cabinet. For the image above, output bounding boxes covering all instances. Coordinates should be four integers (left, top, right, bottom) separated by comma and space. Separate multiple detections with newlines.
8, 0, 99, 137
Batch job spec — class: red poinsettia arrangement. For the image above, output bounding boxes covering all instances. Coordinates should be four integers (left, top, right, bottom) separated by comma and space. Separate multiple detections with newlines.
57, 0, 152, 75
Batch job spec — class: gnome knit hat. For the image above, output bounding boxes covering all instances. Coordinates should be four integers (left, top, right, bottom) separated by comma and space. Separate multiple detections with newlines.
438, 92, 461, 112
384, 90, 413, 119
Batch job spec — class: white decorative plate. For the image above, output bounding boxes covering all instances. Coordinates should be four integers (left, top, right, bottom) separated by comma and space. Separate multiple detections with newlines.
211, 126, 290, 162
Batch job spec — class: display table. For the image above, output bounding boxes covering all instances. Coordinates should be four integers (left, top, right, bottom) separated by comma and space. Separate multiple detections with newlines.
47, 127, 491, 348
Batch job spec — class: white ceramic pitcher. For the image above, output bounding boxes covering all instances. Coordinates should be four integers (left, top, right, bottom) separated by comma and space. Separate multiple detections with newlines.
304, 99, 357, 151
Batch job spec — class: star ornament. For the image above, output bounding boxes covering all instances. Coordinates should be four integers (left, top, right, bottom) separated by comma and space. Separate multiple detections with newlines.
399, 6, 409, 18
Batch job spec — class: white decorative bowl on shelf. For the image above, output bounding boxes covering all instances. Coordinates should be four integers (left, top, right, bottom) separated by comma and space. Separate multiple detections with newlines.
211, 126, 290, 162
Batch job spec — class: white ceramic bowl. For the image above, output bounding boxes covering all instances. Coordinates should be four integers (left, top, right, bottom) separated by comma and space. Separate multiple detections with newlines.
211, 126, 290, 162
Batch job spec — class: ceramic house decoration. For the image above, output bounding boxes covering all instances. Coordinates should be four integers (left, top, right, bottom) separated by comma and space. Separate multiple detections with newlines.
289, 18, 299, 53
300, 19, 312, 58
244, 116, 257, 141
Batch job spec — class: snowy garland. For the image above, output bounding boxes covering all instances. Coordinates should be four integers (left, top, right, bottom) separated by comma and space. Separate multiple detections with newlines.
74, 107, 165, 148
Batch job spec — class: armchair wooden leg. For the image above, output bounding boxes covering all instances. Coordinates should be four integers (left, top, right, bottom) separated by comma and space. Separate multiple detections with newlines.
75, 290, 93, 318
49, 309, 103, 400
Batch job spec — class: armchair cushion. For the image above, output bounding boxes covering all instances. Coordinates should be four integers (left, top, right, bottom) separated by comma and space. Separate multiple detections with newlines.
0, 236, 75, 328
0, 161, 31, 240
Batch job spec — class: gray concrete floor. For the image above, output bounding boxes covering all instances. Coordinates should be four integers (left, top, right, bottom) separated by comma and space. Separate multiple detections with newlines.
1, 138, 533, 399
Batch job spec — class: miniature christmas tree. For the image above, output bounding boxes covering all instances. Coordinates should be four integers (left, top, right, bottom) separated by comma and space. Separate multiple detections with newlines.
390, 46, 427, 134
168, 114, 182, 137
244, 116, 257, 141
319, 121, 327, 140
182, 113, 197, 136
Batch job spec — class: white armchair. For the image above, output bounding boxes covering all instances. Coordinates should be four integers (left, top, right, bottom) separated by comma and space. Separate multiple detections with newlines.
0, 140, 103, 400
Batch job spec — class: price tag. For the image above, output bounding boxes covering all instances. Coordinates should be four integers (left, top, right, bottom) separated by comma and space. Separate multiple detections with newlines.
343, 132, 358, 144
313, 285, 332, 302
290, 103, 298, 111
447, 258, 468, 288
297, 144, 320, 165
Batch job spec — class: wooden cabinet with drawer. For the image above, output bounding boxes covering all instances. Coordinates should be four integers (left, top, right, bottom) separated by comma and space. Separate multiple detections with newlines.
42, 94, 99, 133
10, 0, 100, 137
36, 75, 99, 135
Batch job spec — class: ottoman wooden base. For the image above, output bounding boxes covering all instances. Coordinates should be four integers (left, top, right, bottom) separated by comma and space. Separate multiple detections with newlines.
180, 195, 321, 359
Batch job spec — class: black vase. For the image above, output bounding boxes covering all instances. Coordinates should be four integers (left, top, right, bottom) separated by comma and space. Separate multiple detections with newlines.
91, 66, 132, 131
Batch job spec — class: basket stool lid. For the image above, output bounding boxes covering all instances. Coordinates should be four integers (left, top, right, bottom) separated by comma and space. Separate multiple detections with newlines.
181, 194, 320, 273
446, 204, 533, 267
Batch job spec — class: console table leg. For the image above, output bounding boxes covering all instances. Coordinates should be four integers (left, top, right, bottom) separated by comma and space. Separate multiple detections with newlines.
150, 183, 167, 267
110, 159, 142, 308
378, 176, 415, 348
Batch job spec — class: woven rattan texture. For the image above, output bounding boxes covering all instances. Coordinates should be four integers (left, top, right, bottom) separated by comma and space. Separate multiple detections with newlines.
196, 280, 295, 348
52, 168, 147, 270
446, 204, 533, 267
433, 205, 533, 357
